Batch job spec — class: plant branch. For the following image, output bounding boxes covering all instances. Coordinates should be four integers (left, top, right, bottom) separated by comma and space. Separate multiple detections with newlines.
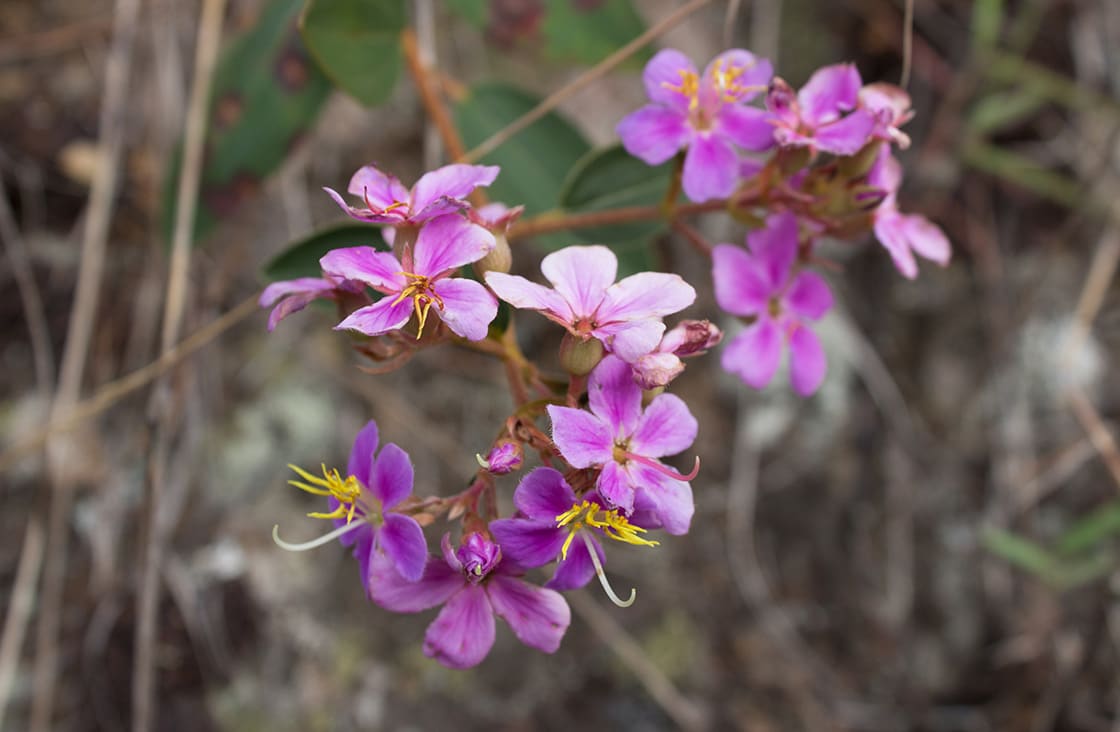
401, 27, 466, 162
508, 199, 728, 239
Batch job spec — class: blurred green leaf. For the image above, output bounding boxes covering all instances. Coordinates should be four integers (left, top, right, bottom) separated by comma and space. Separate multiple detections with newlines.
263, 223, 386, 281
454, 82, 590, 216
983, 526, 1116, 591
542, 0, 649, 66
1058, 500, 1120, 556
299, 0, 405, 106
968, 87, 1049, 135
971, 0, 1003, 50
163, 0, 331, 246
985, 51, 1120, 119
558, 144, 673, 244
962, 140, 1080, 207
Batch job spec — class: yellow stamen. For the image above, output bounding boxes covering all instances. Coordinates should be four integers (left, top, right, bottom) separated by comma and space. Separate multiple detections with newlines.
662, 69, 700, 112
555, 500, 659, 560
392, 270, 446, 339
287, 463, 362, 524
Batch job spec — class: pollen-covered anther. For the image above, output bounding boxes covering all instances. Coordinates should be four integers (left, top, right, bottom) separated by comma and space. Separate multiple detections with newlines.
393, 270, 445, 338
555, 500, 659, 561
662, 69, 700, 112
287, 463, 363, 523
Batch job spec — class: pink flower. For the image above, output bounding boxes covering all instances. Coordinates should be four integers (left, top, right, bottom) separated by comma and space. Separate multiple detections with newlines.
712, 212, 833, 396
320, 214, 498, 341
617, 48, 774, 202
859, 82, 914, 149
484, 245, 696, 362
325, 163, 499, 225
632, 319, 723, 389
868, 146, 951, 279
368, 533, 570, 669
258, 274, 363, 332
767, 63, 876, 156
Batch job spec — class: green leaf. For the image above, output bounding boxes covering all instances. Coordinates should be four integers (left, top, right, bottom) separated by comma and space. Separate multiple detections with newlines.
263, 223, 386, 281
558, 144, 673, 244
962, 140, 1080, 207
1058, 500, 1120, 556
454, 82, 590, 217
299, 0, 406, 106
968, 87, 1049, 135
163, 0, 331, 246
970, 0, 1003, 50
982, 527, 1058, 580
541, 0, 649, 66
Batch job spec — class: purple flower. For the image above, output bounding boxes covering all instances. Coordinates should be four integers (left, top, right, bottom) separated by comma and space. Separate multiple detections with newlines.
280, 420, 428, 585
478, 440, 523, 475
868, 146, 951, 279
712, 212, 833, 396
491, 468, 658, 596
547, 355, 698, 533
258, 274, 363, 332
632, 319, 723, 389
325, 163, 499, 225
859, 82, 914, 149
320, 214, 499, 341
617, 48, 774, 202
767, 63, 876, 156
485, 245, 696, 362
368, 532, 571, 669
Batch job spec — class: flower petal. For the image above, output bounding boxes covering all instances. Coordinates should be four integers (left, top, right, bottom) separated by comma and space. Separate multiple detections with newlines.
410, 164, 500, 217
346, 165, 410, 208
784, 271, 833, 320
487, 575, 570, 655
628, 461, 693, 535
597, 272, 697, 323
594, 319, 666, 363
789, 325, 827, 396
334, 296, 412, 336
875, 213, 918, 279
799, 63, 862, 125
484, 272, 573, 322
368, 552, 462, 612
377, 513, 428, 582
630, 393, 697, 458
430, 278, 498, 341
346, 420, 380, 487
320, 247, 405, 292
712, 244, 771, 316
701, 49, 773, 103
413, 215, 496, 277
512, 467, 577, 520
324, 186, 406, 224
721, 318, 782, 389
713, 104, 775, 152
681, 133, 739, 202
263, 288, 328, 332
597, 460, 635, 515
901, 214, 951, 266
540, 246, 617, 317
748, 211, 799, 289
545, 536, 601, 591
260, 277, 333, 307
490, 519, 566, 568
547, 405, 613, 468
617, 106, 691, 165
588, 355, 643, 435
370, 442, 413, 508
423, 585, 495, 669
642, 48, 697, 111
812, 109, 876, 156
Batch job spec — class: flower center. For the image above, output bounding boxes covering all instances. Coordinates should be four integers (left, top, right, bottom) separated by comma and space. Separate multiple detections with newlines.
767, 297, 783, 318
554, 500, 659, 560
393, 271, 445, 338
362, 188, 409, 216
287, 463, 378, 525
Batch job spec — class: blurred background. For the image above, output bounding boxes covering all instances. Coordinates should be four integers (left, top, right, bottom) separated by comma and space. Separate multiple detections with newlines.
2, 0, 1120, 729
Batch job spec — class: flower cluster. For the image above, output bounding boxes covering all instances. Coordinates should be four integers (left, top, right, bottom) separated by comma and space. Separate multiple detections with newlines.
262, 43, 949, 669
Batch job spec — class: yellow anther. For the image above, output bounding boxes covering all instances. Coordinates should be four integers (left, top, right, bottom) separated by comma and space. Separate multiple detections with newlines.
392, 271, 445, 339
287, 463, 362, 524
661, 69, 701, 112
554, 500, 659, 560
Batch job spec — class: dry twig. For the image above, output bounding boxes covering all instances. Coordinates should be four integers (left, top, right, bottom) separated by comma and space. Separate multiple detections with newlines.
0, 519, 45, 729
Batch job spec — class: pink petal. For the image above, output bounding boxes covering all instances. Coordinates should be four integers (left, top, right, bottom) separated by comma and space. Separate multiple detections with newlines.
812, 109, 875, 156
423, 585, 495, 669
430, 278, 498, 341
713, 105, 774, 152
260, 277, 333, 307
901, 214, 951, 265
597, 460, 635, 514
627, 461, 693, 535
368, 552, 462, 612
701, 49, 773, 103
346, 420, 380, 487
788, 325, 827, 396
597, 272, 696, 323
547, 405, 613, 468
721, 318, 782, 389
545, 536, 601, 591
682, 133, 739, 202
487, 575, 570, 654
875, 214, 919, 279
513, 467, 577, 520
747, 211, 799, 289
334, 296, 412, 336
484, 272, 573, 322
588, 355, 643, 435
413, 215, 495, 276
784, 271, 833, 321
617, 106, 691, 165
642, 48, 697, 111
799, 63, 862, 125
489, 519, 566, 568
540, 245, 617, 317
594, 319, 665, 363
377, 513, 427, 582
632, 352, 685, 389
630, 393, 697, 458
264, 290, 325, 331
347, 165, 410, 208
370, 442, 413, 508
320, 247, 405, 292
712, 244, 771, 316
410, 164, 500, 219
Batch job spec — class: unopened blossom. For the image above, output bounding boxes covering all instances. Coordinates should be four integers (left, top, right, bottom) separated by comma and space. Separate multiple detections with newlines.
275, 420, 428, 585
491, 468, 658, 604
258, 274, 363, 332
867, 146, 951, 279
325, 163, 499, 225
548, 356, 698, 533
618, 48, 774, 202
632, 319, 723, 389
859, 82, 914, 148
368, 533, 571, 669
321, 214, 498, 341
712, 212, 833, 396
485, 245, 696, 362
477, 440, 523, 475
767, 63, 876, 156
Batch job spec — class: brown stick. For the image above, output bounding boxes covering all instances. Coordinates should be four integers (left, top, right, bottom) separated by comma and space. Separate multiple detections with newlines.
508, 199, 728, 239
401, 28, 467, 162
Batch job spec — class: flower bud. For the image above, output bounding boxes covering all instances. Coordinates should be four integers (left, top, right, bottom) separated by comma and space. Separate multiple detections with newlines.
473, 231, 512, 276
477, 440, 523, 475
661, 319, 722, 356
633, 352, 684, 390
559, 333, 604, 376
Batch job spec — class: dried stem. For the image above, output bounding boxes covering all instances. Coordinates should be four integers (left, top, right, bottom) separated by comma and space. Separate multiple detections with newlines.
460, 0, 713, 164
509, 199, 728, 240
1068, 388, 1120, 491
0, 519, 45, 729
401, 27, 466, 161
